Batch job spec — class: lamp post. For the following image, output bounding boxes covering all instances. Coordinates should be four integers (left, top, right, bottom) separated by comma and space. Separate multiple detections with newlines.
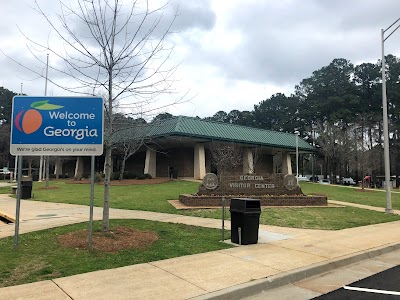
295, 131, 299, 180
381, 18, 400, 214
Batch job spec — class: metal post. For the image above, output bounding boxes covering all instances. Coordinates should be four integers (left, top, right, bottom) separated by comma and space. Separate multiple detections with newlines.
295, 131, 299, 182
310, 153, 313, 180
45, 156, 50, 187
221, 196, 225, 241
382, 28, 393, 214
13, 156, 18, 182
13, 155, 23, 249
88, 156, 95, 251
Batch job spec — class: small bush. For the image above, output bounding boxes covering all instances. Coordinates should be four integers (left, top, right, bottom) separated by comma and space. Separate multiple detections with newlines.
94, 172, 103, 183
137, 173, 152, 180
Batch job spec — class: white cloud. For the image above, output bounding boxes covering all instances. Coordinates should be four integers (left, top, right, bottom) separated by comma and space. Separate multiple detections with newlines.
1, 0, 400, 119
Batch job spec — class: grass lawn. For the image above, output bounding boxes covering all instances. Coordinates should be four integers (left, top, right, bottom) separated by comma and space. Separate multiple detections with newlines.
0, 186, 10, 194
1, 179, 400, 230
300, 182, 400, 210
28, 180, 199, 214
0, 219, 232, 288
180, 206, 400, 230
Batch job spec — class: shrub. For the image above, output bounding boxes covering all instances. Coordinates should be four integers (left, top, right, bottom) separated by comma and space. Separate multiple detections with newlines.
110, 173, 118, 180
94, 172, 103, 183
137, 173, 152, 180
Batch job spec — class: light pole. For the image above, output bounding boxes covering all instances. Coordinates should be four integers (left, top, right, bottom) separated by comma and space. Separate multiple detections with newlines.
295, 131, 299, 180
381, 18, 400, 214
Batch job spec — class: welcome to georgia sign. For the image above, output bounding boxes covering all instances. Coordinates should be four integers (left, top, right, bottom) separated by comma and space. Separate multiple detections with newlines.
10, 96, 104, 156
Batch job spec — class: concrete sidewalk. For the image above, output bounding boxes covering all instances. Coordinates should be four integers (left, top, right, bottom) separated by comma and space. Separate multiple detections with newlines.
329, 199, 400, 215
1, 195, 400, 299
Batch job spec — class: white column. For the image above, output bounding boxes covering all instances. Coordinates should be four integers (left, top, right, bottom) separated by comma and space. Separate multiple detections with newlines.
243, 148, 254, 174
54, 159, 62, 178
194, 143, 206, 179
74, 157, 84, 179
281, 152, 292, 175
144, 148, 156, 178
38, 156, 43, 182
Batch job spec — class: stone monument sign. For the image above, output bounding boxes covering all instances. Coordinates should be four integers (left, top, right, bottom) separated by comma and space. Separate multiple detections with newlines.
198, 173, 302, 196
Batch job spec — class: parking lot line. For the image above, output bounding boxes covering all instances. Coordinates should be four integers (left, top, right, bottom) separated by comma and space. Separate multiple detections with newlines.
344, 286, 400, 296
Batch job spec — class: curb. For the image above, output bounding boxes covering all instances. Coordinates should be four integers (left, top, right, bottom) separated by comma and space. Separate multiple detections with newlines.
191, 242, 400, 300
0, 210, 15, 223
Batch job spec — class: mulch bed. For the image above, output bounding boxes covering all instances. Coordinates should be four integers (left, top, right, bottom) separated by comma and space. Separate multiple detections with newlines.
58, 226, 159, 252
66, 178, 172, 185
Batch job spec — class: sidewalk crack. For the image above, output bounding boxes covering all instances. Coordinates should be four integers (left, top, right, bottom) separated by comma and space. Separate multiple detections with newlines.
149, 262, 208, 292
51, 280, 74, 300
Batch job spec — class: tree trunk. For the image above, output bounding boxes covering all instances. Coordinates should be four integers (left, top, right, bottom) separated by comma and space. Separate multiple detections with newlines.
396, 130, 400, 188
361, 122, 365, 190
354, 129, 358, 182
102, 144, 112, 231
119, 156, 127, 181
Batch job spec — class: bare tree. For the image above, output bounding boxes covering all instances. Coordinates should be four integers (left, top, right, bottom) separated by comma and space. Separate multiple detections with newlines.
250, 147, 262, 174
5, 0, 186, 231
209, 142, 243, 176
113, 122, 150, 180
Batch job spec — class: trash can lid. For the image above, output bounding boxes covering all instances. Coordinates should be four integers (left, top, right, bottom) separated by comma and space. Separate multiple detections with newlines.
230, 198, 261, 211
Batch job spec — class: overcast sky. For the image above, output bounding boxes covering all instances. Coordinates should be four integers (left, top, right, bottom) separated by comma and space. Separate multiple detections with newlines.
1, 0, 400, 119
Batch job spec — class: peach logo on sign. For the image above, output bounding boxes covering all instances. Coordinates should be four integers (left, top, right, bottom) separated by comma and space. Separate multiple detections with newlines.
14, 100, 64, 134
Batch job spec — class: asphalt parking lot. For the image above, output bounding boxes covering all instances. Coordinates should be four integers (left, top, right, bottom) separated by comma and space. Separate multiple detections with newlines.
314, 266, 400, 299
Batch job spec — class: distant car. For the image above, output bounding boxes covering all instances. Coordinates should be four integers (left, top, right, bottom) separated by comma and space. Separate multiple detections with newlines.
319, 179, 330, 185
342, 177, 356, 186
297, 176, 310, 182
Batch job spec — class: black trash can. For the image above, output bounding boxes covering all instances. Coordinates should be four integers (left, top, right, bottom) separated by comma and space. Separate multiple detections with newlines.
21, 179, 33, 199
169, 167, 178, 179
230, 198, 261, 245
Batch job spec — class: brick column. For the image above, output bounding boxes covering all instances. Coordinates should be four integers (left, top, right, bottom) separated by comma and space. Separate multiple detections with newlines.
281, 152, 292, 175
74, 157, 84, 179
144, 148, 156, 178
194, 143, 206, 179
243, 148, 254, 174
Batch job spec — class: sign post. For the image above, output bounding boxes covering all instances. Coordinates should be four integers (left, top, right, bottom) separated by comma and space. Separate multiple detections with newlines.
13, 155, 23, 249
10, 96, 104, 249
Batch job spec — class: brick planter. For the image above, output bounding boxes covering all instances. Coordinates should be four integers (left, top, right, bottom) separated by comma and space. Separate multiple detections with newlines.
179, 194, 328, 207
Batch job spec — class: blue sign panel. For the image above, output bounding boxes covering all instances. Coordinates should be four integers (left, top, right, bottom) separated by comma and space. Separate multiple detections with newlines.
10, 96, 104, 156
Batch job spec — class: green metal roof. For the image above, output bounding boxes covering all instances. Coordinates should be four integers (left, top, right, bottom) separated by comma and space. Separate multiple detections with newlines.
135, 116, 315, 152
